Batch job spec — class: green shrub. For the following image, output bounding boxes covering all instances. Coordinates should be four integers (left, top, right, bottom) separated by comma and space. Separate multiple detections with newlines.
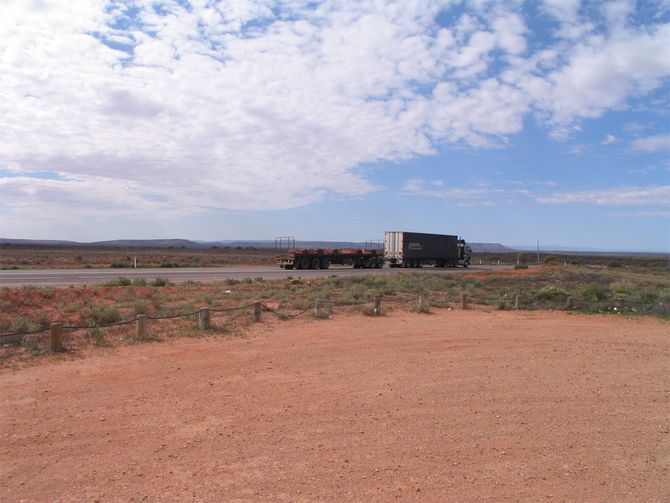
640, 290, 659, 303
22, 334, 42, 351
132, 278, 147, 286
359, 304, 383, 316
131, 299, 151, 315
609, 281, 634, 296
514, 264, 528, 270
88, 326, 105, 345
409, 298, 431, 314
543, 256, 558, 265
83, 305, 122, 325
581, 284, 606, 301
10, 317, 34, 333
150, 278, 171, 287
312, 305, 332, 319
106, 276, 132, 286
534, 285, 568, 301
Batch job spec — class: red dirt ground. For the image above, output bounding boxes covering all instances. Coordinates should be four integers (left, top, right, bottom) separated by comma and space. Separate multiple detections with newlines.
1, 310, 669, 501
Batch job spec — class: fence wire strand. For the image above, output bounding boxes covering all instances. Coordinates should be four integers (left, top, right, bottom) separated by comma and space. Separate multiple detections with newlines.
261, 304, 311, 318
0, 326, 51, 339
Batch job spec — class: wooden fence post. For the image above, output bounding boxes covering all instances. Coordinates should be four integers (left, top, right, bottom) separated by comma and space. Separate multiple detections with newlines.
136, 314, 147, 340
313, 299, 321, 317
461, 293, 468, 310
515, 295, 521, 310
374, 296, 381, 315
566, 296, 574, 309
199, 307, 210, 330
253, 302, 262, 322
49, 323, 64, 352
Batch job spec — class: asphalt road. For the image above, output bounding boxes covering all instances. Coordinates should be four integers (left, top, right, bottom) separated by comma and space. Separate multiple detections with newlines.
0, 265, 509, 287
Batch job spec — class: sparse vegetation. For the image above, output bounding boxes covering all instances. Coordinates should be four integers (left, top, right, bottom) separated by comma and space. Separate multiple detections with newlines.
82, 305, 122, 326
2, 253, 669, 366
150, 278, 171, 287
106, 277, 132, 286
10, 317, 35, 333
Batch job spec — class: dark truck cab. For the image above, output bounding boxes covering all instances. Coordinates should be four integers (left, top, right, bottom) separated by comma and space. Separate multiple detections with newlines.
384, 231, 471, 268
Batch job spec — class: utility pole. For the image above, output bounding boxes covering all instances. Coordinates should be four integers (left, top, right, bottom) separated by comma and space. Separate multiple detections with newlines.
537, 240, 540, 264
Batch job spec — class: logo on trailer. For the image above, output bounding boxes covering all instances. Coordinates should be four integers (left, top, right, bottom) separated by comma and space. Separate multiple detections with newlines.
408, 242, 423, 250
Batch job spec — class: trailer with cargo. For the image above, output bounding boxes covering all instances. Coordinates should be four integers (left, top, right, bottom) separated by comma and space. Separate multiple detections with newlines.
384, 231, 471, 268
277, 248, 384, 270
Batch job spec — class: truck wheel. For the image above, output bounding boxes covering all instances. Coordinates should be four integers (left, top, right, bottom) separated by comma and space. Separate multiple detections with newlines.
298, 257, 310, 270
311, 257, 320, 270
376, 257, 384, 268
320, 258, 330, 269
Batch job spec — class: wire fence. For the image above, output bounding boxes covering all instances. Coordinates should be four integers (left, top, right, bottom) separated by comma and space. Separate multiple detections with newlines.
1, 291, 667, 353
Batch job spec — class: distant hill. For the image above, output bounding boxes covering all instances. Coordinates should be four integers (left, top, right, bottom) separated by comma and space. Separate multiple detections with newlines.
1, 237, 514, 252
468, 243, 516, 253
0, 238, 210, 248
89, 239, 204, 248
0, 238, 81, 246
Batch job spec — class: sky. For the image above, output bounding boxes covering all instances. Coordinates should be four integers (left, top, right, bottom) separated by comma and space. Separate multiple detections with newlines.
0, 0, 669, 251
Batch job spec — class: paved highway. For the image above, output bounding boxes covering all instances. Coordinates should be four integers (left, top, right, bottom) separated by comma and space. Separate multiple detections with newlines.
0, 265, 509, 287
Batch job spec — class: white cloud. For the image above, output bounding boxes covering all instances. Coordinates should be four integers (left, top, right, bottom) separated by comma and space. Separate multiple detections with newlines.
541, 0, 582, 24
602, 134, 617, 145
0, 0, 669, 223
536, 186, 670, 206
631, 133, 670, 153
402, 178, 503, 204
606, 210, 670, 217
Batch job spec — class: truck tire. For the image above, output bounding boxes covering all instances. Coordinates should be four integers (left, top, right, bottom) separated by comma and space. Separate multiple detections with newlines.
311, 257, 320, 270
298, 257, 310, 270
376, 257, 384, 268
320, 258, 330, 269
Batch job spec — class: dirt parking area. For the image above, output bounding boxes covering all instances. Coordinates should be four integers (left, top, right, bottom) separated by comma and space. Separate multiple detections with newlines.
1, 310, 669, 501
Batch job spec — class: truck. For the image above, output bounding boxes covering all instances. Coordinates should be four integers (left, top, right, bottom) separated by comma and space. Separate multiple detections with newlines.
277, 248, 385, 270
384, 231, 471, 268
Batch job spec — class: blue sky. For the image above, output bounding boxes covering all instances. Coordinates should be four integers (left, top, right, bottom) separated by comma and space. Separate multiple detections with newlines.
0, 0, 668, 251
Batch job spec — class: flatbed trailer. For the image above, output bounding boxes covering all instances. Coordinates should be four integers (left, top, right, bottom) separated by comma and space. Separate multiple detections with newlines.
277, 248, 384, 270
